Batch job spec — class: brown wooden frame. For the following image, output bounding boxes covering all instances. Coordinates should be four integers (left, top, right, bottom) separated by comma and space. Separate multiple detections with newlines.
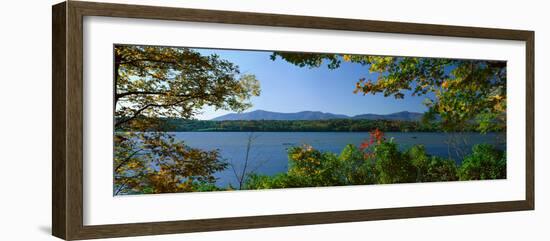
52, 1, 535, 240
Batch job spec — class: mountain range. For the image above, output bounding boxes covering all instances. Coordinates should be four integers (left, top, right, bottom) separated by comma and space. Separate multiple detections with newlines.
211, 110, 423, 121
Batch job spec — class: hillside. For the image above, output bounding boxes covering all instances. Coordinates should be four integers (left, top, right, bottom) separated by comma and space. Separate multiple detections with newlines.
212, 110, 423, 121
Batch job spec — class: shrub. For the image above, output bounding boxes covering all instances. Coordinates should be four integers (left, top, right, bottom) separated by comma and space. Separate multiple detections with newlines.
287, 145, 343, 186
425, 157, 458, 182
287, 145, 324, 178
339, 144, 376, 185
245, 173, 300, 189
245, 144, 377, 189
373, 141, 416, 184
193, 181, 225, 192
244, 141, 502, 191
407, 145, 430, 181
407, 145, 458, 182
458, 144, 506, 180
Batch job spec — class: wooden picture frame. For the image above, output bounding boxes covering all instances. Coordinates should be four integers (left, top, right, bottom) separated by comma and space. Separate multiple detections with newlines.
52, 1, 534, 240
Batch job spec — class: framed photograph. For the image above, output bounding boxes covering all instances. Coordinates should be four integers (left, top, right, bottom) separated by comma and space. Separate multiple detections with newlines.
52, 1, 534, 240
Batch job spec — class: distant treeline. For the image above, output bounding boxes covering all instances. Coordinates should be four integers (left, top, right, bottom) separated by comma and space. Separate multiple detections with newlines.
152, 118, 448, 132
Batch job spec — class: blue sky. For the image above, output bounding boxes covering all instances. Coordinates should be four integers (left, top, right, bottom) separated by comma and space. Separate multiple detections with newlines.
195, 48, 431, 120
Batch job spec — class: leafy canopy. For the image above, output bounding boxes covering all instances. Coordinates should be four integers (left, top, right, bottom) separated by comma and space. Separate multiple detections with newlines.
115, 45, 260, 129
270, 52, 506, 133
113, 45, 260, 194
114, 132, 227, 195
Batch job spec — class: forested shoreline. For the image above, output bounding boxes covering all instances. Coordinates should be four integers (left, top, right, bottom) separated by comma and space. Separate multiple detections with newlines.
123, 118, 500, 133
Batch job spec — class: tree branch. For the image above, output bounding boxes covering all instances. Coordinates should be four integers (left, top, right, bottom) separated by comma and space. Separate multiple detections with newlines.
115, 91, 204, 103
117, 58, 182, 66
115, 91, 168, 104
114, 148, 144, 173
115, 93, 210, 128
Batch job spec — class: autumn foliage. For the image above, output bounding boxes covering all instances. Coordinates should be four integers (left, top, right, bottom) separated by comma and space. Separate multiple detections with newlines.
271, 53, 506, 133
113, 45, 260, 195
114, 46, 506, 194
246, 130, 504, 190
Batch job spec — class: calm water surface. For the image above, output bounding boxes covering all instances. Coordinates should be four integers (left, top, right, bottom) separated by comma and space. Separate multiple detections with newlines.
170, 132, 505, 187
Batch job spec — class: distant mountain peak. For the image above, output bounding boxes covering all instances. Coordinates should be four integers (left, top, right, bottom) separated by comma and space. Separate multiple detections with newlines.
211, 110, 423, 121
211, 109, 348, 121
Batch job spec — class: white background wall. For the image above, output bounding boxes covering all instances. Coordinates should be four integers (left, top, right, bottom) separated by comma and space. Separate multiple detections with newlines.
0, 0, 547, 240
